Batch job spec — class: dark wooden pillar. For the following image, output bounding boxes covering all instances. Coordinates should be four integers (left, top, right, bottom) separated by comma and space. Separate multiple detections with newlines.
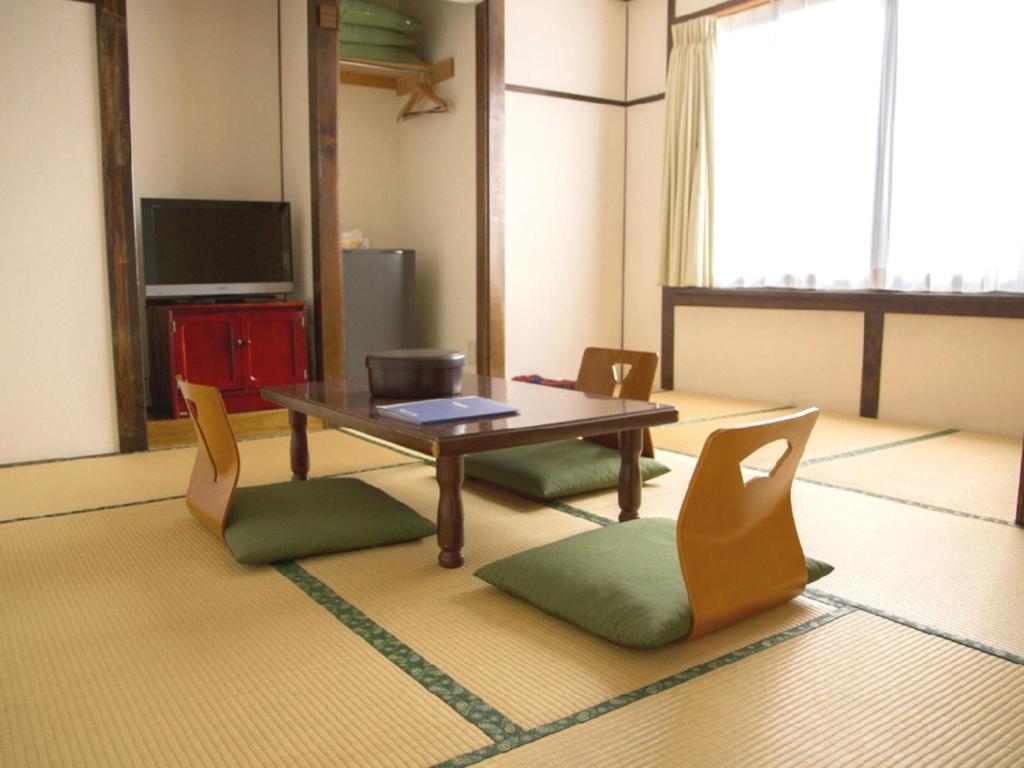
1016, 442, 1023, 526
859, 311, 884, 418
475, 0, 505, 378
95, 0, 147, 452
307, 1, 343, 381
661, 287, 675, 390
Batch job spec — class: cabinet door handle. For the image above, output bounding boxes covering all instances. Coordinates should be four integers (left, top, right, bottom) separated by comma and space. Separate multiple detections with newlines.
235, 338, 251, 346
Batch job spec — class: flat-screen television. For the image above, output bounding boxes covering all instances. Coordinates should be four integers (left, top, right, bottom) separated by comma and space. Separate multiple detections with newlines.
142, 198, 293, 298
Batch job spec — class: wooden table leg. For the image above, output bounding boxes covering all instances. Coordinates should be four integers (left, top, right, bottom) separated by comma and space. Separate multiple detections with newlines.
436, 455, 465, 568
289, 410, 309, 481
619, 428, 642, 522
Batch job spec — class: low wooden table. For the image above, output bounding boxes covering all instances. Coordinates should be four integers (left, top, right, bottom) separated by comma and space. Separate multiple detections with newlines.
262, 376, 679, 568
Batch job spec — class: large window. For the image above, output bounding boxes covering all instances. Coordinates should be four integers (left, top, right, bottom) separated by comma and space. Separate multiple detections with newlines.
712, 0, 1024, 293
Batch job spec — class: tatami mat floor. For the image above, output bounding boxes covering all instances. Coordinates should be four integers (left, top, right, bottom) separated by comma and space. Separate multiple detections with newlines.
2, 391, 1022, 766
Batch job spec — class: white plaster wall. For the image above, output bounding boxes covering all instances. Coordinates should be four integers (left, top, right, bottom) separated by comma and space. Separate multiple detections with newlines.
507, 0, 627, 100
129, 0, 282, 207
623, 0, 668, 381
504, 0, 629, 380
397, 0, 478, 360
280, 0, 314, 310
673, 307, 864, 413
2, 0, 311, 463
339, 85, 403, 249
628, 0, 668, 100
623, 99, 667, 377
506, 93, 625, 381
880, 316, 1024, 437
0, 0, 118, 464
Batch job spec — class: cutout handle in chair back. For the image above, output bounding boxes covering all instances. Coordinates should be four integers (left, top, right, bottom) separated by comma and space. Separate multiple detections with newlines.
677, 408, 819, 639
575, 347, 659, 458
176, 377, 241, 542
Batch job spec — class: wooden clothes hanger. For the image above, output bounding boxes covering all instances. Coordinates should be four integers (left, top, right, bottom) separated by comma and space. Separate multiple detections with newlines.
396, 58, 454, 121
398, 82, 448, 121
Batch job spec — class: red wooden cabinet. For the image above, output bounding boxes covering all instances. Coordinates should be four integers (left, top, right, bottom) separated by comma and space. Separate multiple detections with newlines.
148, 302, 308, 417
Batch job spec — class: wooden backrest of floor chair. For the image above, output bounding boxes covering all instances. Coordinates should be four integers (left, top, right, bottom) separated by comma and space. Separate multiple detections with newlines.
677, 408, 819, 639
575, 347, 659, 459
176, 377, 241, 542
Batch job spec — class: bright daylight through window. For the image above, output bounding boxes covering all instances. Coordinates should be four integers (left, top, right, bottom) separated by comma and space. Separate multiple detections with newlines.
712, 0, 1024, 292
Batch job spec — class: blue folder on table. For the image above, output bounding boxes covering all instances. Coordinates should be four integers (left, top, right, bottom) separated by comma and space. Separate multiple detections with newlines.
375, 396, 519, 425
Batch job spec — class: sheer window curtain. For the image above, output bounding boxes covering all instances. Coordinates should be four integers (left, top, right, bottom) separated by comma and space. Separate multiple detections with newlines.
885, 0, 1024, 293
691, 0, 1024, 293
713, 0, 886, 289
658, 18, 715, 288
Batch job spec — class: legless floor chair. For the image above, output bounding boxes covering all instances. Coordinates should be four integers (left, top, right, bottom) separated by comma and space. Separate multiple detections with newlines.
475, 409, 833, 648
177, 377, 435, 564
464, 348, 671, 500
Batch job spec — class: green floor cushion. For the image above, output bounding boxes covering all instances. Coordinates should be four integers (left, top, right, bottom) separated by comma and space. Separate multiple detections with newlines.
340, 23, 417, 48
224, 477, 435, 565
475, 518, 833, 648
464, 439, 671, 500
339, 42, 422, 64
339, 0, 422, 33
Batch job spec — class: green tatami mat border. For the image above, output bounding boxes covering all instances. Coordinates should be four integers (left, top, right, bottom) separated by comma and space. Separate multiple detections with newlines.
652, 404, 795, 426
794, 475, 1017, 528
0, 460, 421, 526
0, 449, 122, 470
274, 561, 525, 744
805, 588, 1024, 666
0, 426, 332, 470
543, 499, 615, 528
337, 428, 618, 528
435, 606, 856, 767
800, 428, 960, 465
656, 444, 1017, 528
339, 428, 434, 462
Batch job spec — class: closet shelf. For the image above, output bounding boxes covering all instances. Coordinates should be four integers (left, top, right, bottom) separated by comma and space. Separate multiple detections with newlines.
339, 57, 455, 120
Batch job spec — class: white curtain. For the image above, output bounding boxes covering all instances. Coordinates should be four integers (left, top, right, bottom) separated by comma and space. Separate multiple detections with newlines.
658, 18, 715, 288
707, 0, 1024, 293
885, 0, 1024, 292
713, 0, 887, 289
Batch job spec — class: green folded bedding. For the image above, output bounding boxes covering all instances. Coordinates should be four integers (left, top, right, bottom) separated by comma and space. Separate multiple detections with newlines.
341, 23, 417, 48
339, 0, 422, 33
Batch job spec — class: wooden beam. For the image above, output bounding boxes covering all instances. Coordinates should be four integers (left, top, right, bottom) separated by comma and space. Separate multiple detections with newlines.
307, 1, 343, 381
505, 84, 625, 107
95, 0, 147, 452
859, 311, 884, 418
339, 72, 395, 90
662, 287, 1024, 318
673, 0, 774, 24
475, 0, 505, 378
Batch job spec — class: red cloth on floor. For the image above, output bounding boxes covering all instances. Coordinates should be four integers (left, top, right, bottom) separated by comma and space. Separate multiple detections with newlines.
512, 374, 576, 390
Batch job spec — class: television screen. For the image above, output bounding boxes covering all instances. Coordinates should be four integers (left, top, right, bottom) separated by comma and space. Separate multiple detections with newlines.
142, 198, 293, 298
